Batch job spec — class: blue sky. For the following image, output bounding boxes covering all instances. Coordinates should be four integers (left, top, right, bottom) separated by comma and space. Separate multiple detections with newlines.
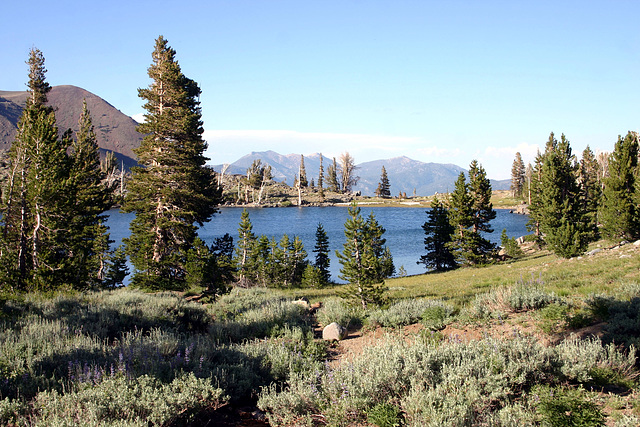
2, 1, 639, 179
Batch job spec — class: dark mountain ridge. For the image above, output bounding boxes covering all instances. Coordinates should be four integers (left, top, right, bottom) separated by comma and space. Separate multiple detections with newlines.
0, 85, 140, 168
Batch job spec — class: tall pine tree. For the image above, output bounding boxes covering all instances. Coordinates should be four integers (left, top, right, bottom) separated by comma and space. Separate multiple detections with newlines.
66, 100, 114, 287
375, 166, 391, 198
510, 152, 525, 198
599, 132, 639, 240
313, 223, 331, 285
0, 48, 74, 289
535, 133, 588, 258
123, 36, 221, 290
579, 145, 601, 242
418, 196, 456, 271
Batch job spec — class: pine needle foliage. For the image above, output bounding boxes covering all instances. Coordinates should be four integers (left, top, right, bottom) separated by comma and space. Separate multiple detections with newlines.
337, 203, 393, 309
599, 132, 640, 241
123, 36, 221, 290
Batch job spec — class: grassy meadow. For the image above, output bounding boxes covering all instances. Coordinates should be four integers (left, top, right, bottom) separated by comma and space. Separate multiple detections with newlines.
1, 239, 639, 426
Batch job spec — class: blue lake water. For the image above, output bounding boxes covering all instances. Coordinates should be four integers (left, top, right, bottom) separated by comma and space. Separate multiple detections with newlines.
106, 206, 530, 283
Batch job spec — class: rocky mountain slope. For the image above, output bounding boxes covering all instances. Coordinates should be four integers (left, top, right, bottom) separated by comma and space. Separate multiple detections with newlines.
0, 85, 140, 168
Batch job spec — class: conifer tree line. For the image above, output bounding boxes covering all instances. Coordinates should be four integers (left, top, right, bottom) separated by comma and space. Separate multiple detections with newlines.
0, 48, 122, 291
511, 131, 640, 258
419, 159, 497, 272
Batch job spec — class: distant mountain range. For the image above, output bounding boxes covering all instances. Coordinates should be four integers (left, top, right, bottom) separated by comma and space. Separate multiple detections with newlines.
0, 85, 140, 169
0, 85, 509, 196
213, 151, 510, 197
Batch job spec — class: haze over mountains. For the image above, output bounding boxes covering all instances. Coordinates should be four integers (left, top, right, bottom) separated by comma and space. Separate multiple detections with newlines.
0, 85, 509, 196
212, 151, 510, 197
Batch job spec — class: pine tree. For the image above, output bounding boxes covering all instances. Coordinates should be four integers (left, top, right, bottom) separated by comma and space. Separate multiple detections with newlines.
313, 223, 331, 285
526, 149, 545, 237
210, 233, 235, 290
326, 157, 340, 193
337, 204, 390, 308
339, 152, 358, 194
447, 172, 473, 265
447, 162, 496, 266
317, 154, 325, 199
298, 154, 308, 188
234, 209, 256, 287
536, 133, 588, 257
375, 166, 391, 198
510, 152, 525, 198
418, 196, 456, 271
123, 36, 221, 290
67, 100, 114, 288
579, 145, 601, 242
599, 132, 639, 240
0, 48, 73, 289
103, 245, 129, 288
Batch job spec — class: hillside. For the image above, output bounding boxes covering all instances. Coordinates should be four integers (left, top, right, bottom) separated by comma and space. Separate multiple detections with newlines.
0, 85, 140, 168
213, 151, 510, 197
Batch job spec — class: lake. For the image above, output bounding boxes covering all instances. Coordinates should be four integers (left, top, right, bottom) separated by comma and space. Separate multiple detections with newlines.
106, 206, 530, 283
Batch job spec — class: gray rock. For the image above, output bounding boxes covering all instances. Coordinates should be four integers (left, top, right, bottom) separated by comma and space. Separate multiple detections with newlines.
586, 248, 602, 256
322, 322, 348, 341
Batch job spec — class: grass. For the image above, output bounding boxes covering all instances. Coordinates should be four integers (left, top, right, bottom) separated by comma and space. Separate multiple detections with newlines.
1, 236, 639, 425
283, 243, 640, 308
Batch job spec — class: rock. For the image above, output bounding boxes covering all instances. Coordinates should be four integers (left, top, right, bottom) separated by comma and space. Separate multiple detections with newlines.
634, 240, 640, 247
322, 322, 348, 341
586, 248, 602, 256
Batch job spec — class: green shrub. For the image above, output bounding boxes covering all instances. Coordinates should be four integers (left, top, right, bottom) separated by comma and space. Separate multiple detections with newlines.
533, 385, 604, 427
258, 335, 635, 426
316, 297, 363, 328
367, 402, 403, 427
368, 299, 454, 328
30, 373, 227, 426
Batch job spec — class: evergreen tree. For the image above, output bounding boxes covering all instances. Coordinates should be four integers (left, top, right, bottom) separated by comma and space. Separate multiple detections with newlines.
66, 100, 114, 288
313, 223, 331, 285
526, 149, 545, 237
339, 152, 359, 194
326, 157, 340, 193
317, 154, 325, 199
103, 245, 129, 288
209, 233, 235, 291
510, 152, 525, 198
375, 166, 391, 198
579, 145, 602, 242
336, 204, 390, 309
123, 36, 221, 290
298, 154, 308, 188
448, 163, 496, 266
599, 132, 639, 240
247, 159, 266, 189
0, 48, 73, 289
418, 196, 456, 271
364, 212, 395, 279
535, 133, 588, 258
234, 209, 256, 287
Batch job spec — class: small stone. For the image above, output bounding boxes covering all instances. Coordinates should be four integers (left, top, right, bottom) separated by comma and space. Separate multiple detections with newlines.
633, 240, 640, 247
586, 248, 602, 256
322, 322, 348, 341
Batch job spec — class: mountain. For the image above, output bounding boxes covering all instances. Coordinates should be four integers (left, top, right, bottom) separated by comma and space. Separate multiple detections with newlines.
213, 151, 511, 196
0, 85, 140, 168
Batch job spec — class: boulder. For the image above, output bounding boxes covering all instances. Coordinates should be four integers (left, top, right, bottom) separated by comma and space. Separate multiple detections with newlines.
322, 322, 348, 341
